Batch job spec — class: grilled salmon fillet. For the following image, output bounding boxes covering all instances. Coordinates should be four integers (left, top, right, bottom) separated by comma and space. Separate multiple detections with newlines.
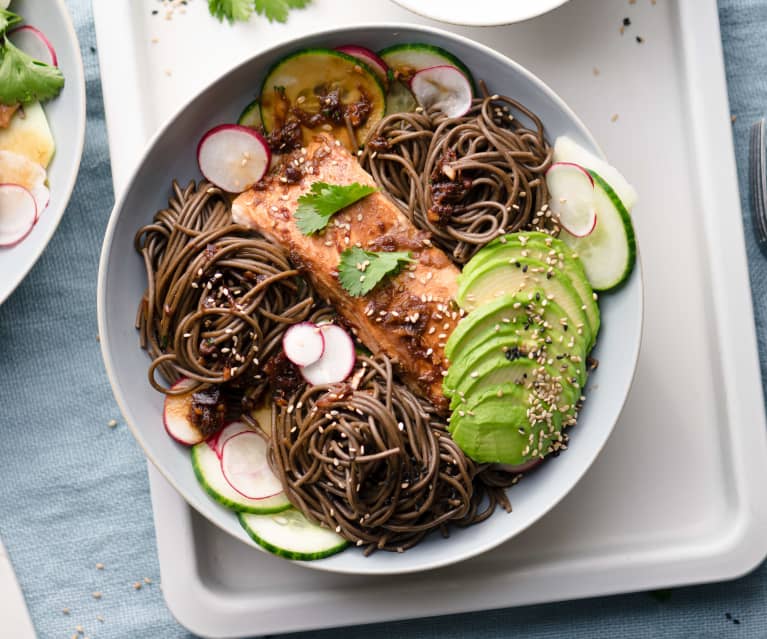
232, 136, 460, 411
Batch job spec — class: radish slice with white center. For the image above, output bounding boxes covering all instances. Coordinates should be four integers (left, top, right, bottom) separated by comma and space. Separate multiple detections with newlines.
197, 124, 271, 193
0, 150, 49, 218
410, 65, 472, 118
335, 45, 388, 84
8, 26, 58, 67
283, 322, 325, 367
221, 431, 283, 500
299, 324, 356, 385
0, 184, 37, 247
163, 379, 205, 446
546, 162, 598, 237
208, 420, 254, 457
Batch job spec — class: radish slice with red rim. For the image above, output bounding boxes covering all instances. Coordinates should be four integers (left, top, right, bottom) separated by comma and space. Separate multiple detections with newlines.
197, 124, 271, 193
0, 150, 49, 219
220, 430, 283, 500
410, 65, 472, 118
0, 184, 37, 247
335, 45, 388, 84
163, 379, 205, 446
9, 25, 58, 67
546, 162, 598, 237
496, 458, 543, 474
207, 420, 254, 457
283, 322, 325, 367
300, 324, 356, 385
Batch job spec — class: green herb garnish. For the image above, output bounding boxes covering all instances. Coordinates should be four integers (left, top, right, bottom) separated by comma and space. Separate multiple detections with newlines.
208, 0, 311, 23
0, 9, 22, 36
338, 248, 414, 297
0, 37, 65, 106
295, 182, 376, 235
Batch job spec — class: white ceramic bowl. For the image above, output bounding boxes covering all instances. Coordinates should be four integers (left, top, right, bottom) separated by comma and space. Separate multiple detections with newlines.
391, 0, 570, 26
0, 0, 86, 305
98, 24, 643, 576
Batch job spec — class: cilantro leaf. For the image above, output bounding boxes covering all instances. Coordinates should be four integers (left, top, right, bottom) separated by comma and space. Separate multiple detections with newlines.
254, 0, 311, 23
207, 0, 253, 22
338, 248, 414, 297
0, 39, 65, 105
208, 0, 311, 23
0, 10, 22, 36
295, 181, 376, 235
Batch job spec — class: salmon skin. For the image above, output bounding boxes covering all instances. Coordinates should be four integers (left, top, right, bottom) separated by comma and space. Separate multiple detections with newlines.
232, 135, 460, 412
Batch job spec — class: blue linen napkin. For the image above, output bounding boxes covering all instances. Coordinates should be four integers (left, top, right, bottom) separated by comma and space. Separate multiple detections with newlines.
0, 1, 765, 637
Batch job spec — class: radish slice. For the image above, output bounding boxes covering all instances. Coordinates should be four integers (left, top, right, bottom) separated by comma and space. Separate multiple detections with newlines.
546, 162, 598, 237
163, 379, 205, 446
220, 431, 283, 500
299, 324, 356, 385
8, 26, 58, 67
335, 45, 388, 84
0, 150, 49, 218
197, 124, 271, 193
410, 65, 472, 118
283, 322, 325, 367
208, 420, 254, 457
0, 184, 37, 247
496, 458, 543, 474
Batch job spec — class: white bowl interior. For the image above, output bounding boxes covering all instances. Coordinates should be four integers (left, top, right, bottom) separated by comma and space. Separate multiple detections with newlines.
98, 25, 643, 576
0, 0, 86, 304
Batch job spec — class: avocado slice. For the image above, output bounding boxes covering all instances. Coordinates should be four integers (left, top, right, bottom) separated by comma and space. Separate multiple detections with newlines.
444, 329, 586, 408
456, 254, 595, 350
461, 232, 599, 338
449, 381, 573, 465
446, 290, 588, 364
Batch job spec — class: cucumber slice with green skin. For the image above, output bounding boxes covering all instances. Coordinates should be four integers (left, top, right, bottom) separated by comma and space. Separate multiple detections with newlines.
237, 98, 263, 130
385, 79, 418, 114
191, 440, 291, 514
378, 43, 477, 94
239, 509, 349, 560
259, 48, 386, 150
561, 170, 636, 291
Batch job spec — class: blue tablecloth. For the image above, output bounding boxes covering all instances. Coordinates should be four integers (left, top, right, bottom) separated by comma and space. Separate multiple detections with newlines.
0, 1, 765, 637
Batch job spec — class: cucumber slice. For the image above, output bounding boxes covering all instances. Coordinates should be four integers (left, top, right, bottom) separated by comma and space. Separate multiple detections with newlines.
260, 48, 386, 150
239, 509, 349, 560
562, 171, 636, 291
385, 79, 417, 114
379, 43, 476, 94
191, 440, 291, 514
553, 136, 638, 211
237, 98, 263, 130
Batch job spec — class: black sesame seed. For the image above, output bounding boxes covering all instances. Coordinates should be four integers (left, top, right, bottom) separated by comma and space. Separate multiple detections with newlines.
522, 265, 528, 273
726, 613, 732, 620
623, 17, 631, 26
734, 619, 740, 625
152, 9, 158, 14
636, 36, 644, 43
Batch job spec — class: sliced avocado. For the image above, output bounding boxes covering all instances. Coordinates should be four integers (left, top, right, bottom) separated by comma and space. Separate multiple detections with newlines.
461, 232, 599, 338
444, 329, 585, 408
456, 254, 594, 351
449, 381, 571, 465
445, 291, 588, 365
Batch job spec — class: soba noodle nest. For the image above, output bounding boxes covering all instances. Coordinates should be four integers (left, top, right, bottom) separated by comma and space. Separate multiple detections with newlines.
269, 354, 515, 554
135, 180, 318, 401
360, 88, 556, 264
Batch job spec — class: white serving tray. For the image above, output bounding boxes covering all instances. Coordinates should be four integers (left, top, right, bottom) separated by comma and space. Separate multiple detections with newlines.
93, 0, 767, 636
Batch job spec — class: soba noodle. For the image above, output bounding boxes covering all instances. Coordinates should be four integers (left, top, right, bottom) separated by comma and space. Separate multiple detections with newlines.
269, 354, 515, 554
360, 86, 555, 264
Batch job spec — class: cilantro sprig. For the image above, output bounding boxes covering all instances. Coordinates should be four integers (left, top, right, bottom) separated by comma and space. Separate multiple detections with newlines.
338, 248, 414, 297
0, 10, 65, 106
295, 182, 376, 235
0, 10, 22, 35
208, 0, 311, 23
